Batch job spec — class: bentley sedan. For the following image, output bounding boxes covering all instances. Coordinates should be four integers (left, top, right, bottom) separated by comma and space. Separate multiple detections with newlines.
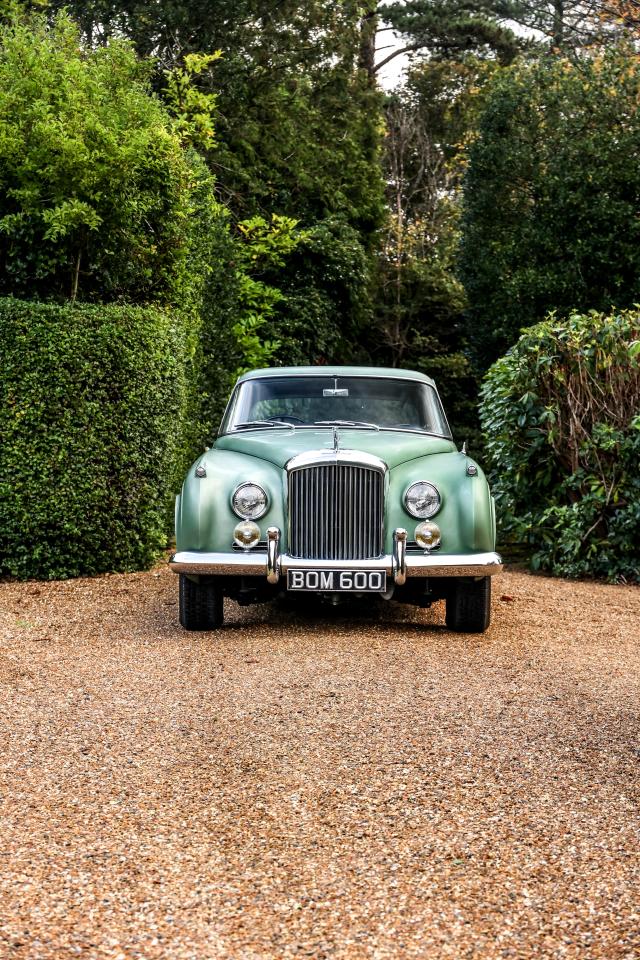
169, 367, 502, 632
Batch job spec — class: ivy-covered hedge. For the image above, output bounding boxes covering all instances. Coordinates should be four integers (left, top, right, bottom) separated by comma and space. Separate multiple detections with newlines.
480, 309, 640, 581
0, 298, 187, 580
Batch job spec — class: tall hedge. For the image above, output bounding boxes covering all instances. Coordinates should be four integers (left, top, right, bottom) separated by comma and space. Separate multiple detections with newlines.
0, 299, 187, 580
480, 309, 640, 581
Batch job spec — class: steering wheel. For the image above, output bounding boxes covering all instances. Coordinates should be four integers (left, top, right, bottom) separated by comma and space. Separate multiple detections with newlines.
266, 414, 306, 424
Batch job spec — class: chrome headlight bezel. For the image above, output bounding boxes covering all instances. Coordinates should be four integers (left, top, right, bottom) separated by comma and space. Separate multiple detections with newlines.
231, 482, 268, 521
404, 481, 441, 519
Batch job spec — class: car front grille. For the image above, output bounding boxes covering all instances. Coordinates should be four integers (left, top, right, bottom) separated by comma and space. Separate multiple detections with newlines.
288, 463, 384, 560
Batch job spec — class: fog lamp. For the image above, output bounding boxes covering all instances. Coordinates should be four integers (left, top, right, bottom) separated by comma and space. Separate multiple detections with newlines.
415, 521, 441, 551
234, 520, 261, 549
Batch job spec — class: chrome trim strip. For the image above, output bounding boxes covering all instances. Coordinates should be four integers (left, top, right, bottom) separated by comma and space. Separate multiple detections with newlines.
169, 552, 269, 576
393, 528, 407, 585
238, 373, 436, 384
169, 551, 503, 578
285, 448, 387, 473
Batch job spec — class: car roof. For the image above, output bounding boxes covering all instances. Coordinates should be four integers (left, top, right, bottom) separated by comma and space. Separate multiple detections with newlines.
237, 366, 436, 387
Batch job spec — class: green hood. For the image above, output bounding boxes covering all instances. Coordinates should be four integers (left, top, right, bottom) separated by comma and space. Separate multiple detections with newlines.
215, 427, 456, 469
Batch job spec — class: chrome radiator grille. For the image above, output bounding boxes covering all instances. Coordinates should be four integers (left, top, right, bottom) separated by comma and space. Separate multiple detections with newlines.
288, 463, 384, 560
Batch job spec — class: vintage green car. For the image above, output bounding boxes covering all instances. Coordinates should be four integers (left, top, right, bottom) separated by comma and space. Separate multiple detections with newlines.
170, 366, 502, 632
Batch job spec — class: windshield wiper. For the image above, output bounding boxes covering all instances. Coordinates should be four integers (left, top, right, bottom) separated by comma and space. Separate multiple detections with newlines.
233, 420, 295, 431
314, 419, 379, 430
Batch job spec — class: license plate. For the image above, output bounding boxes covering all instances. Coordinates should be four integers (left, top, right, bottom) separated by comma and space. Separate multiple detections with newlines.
287, 569, 387, 592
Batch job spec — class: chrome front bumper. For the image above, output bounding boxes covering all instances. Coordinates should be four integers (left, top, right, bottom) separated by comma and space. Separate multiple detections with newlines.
169, 527, 503, 584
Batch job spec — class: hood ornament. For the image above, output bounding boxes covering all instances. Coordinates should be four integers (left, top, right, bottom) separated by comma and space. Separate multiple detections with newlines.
333, 425, 340, 454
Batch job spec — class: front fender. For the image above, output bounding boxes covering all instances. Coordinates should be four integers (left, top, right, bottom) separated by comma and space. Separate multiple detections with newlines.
176, 449, 286, 553
386, 451, 495, 554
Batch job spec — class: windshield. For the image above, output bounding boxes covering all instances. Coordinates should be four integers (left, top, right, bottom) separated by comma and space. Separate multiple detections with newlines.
220, 376, 451, 437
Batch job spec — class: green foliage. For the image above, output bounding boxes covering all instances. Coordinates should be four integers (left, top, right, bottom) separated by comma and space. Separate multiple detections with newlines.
206, 9, 386, 362
480, 308, 640, 581
193, 212, 306, 431
43, 0, 387, 362
0, 299, 188, 580
0, 13, 277, 450
271, 219, 373, 366
232, 214, 303, 375
460, 45, 640, 368
0, 13, 205, 304
163, 51, 221, 150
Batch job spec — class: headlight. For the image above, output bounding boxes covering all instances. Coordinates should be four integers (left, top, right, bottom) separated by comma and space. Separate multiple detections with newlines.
404, 481, 441, 519
232, 482, 268, 520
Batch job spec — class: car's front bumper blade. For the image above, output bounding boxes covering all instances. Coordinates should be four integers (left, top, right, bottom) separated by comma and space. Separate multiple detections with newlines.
169, 550, 503, 579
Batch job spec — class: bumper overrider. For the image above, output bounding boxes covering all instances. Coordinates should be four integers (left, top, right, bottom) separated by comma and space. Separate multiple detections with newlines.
169, 527, 503, 584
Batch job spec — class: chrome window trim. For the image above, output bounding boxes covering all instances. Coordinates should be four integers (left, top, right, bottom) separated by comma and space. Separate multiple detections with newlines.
218, 374, 453, 440
239, 373, 435, 385
221, 425, 452, 440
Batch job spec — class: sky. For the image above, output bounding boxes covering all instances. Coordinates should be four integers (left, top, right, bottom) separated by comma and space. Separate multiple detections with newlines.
376, 29, 411, 90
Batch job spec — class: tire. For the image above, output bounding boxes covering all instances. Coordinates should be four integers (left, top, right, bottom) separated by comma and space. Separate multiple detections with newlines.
179, 575, 224, 631
445, 577, 491, 633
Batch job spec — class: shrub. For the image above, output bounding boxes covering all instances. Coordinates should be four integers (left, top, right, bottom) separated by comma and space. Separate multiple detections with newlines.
480, 308, 640, 581
0, 298, 187, 579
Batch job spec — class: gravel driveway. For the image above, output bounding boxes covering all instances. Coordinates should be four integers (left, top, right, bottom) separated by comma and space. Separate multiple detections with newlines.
1, 566, 639, 960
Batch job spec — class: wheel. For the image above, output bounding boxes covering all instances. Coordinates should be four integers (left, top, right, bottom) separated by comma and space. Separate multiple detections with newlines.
445, 577, 491, 633
179, 575, 224, 631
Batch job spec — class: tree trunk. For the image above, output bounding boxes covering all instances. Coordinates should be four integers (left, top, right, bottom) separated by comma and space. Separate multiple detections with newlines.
71, 247, 81, 303
359, 2, 378, 84
552, 0, 564, 47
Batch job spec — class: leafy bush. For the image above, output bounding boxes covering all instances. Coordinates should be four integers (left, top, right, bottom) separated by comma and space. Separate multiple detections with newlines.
480, 309, 640, 581
0, 298, 187, 580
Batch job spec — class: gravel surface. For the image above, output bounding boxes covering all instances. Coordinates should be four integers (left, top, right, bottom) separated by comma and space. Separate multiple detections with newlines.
1, 565, 639, 960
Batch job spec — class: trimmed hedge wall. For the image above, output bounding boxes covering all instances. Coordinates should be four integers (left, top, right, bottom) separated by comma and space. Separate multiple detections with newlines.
0, 298, 187, 579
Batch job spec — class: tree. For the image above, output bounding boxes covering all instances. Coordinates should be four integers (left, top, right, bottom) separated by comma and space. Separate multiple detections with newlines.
0, 13, 213, 304
365, 58, 497, 442
380, 0, 521, 70
0, 13, 309, 440
504, 0, 615, 49
459, 44, 640, 368
41, 0, 387, 368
